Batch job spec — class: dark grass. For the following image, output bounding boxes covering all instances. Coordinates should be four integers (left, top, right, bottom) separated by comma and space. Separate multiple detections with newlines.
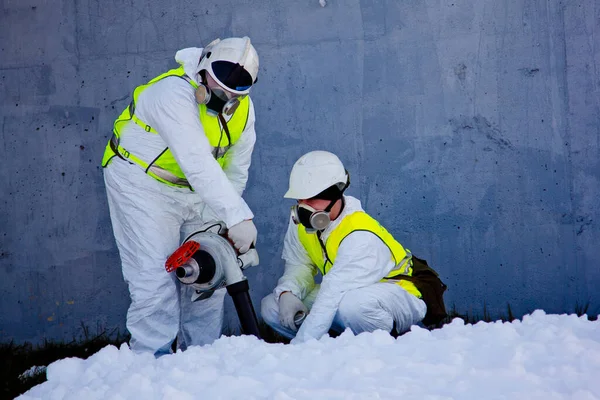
2, 328, 129, 400
4, 303, 598, 399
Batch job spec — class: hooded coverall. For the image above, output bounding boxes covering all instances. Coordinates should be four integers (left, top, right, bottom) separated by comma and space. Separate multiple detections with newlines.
103, 47, 256, 356
261, 196, 426, 342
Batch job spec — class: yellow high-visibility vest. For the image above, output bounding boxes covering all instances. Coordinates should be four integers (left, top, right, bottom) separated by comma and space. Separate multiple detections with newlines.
298, 211, 421, 298
102, 66, 249, 189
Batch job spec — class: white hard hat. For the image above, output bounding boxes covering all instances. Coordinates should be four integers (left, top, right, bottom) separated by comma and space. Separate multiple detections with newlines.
198, 37, 259, 95
284, 151, 349, 199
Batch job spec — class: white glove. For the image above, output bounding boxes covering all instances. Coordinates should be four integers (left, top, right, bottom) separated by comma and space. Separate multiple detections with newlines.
279, 292, 308, 331
228, 219, 257, 254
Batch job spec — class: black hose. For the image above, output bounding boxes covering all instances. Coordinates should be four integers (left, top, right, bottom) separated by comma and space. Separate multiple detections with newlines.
226, 279, 262, 339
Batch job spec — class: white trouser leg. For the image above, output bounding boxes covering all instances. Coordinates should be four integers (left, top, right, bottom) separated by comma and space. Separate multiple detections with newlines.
337, 282, 426, 335
177, 207, 226, 348
104, 160, 186, 356
261, 282, 426, 339
261, 286, 320, 339
178, 287, 226, 347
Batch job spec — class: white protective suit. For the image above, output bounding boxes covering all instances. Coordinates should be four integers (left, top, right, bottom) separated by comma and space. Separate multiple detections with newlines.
261, 196, 426, 342
104, 47, 256, 356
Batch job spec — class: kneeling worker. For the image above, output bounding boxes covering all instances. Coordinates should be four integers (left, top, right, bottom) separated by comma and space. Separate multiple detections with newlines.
261, 150, 427, 343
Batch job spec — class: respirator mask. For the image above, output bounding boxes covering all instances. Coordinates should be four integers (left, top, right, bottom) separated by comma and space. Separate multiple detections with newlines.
290, 181, 349, 233
194, 78, 247, 116
291, 200, 338, 233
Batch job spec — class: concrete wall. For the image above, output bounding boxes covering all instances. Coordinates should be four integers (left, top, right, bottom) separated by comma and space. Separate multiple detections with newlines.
1, 0, 598, 344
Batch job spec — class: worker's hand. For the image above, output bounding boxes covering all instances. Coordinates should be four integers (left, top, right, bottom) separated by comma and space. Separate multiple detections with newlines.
227, 219, 257, 254
278, 292, 308, 331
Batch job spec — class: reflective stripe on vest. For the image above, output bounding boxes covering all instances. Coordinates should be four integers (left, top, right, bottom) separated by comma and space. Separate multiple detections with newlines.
297, 211, 422, 298
101, 66, 250, 189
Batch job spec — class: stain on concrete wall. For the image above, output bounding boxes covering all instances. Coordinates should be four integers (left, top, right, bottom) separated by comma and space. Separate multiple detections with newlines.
1, 0, 598, 344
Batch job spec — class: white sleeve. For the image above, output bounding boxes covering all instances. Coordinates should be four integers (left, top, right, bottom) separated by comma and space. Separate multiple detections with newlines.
273, 217, 317, 301
293, 231, 393, 342
221, 98, 257, 196
138, 77, 253, 228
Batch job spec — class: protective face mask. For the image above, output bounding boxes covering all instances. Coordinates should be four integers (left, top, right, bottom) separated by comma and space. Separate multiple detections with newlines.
195, 81, 242, 116
291, 203, 332, 233
211, 87, 242, 116
205, 92, 227, 115
211, 87, 230, 101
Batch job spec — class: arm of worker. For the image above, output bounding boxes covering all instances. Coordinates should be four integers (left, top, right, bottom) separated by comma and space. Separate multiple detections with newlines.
292, 231, 393, 343
140, 78, 253, 228
273, 217, 318, 301
221, 98, 257, 196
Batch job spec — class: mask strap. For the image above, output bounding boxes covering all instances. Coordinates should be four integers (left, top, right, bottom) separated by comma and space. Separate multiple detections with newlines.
324, 187, 345, 213
217, 113, 232, 146
316, 230, 333, 271
211, 113, 231, 159
322, 172, 349, 213
329, 171, 350, 215
324, 199, 336, 213
342, 170, 350, 192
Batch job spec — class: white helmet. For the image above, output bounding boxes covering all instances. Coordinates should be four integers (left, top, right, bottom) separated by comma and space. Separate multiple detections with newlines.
284, 151, 349, 199
198, 37, 259, 96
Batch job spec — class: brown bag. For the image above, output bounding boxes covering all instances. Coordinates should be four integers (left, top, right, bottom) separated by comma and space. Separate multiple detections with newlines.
394, 256, 448, 326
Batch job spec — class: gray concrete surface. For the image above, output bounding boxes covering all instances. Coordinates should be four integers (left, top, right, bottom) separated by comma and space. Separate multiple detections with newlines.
1, 0, 598, 344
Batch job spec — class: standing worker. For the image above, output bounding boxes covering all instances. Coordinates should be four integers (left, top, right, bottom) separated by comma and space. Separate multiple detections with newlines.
102, 37, 260, 356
